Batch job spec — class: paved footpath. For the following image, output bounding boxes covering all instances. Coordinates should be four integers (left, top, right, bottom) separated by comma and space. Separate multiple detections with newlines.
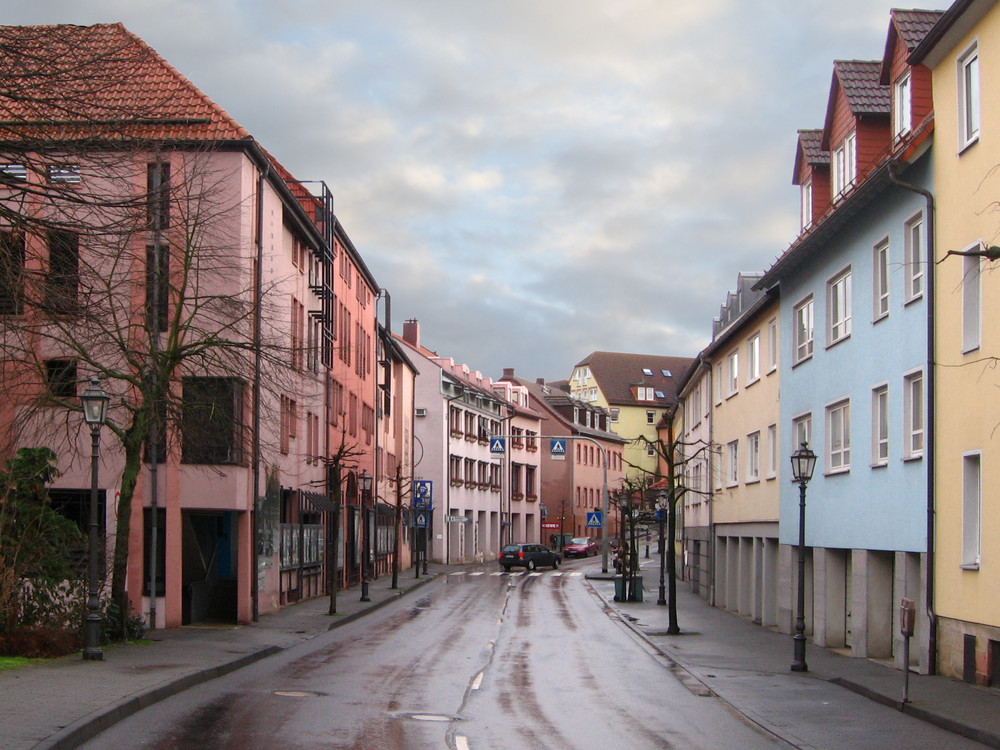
588, 555, 1000, 750
3, 557, 1000, 750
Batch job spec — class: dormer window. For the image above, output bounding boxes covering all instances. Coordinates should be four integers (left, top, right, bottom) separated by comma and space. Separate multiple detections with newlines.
832, 131, 856, 199
801, 177, 813, 230
894, 72, 911, 139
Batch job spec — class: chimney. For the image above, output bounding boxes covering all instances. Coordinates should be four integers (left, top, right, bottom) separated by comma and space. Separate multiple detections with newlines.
502, 368, 515, 380
536, 378, 546, 385
403, 318, 419, 347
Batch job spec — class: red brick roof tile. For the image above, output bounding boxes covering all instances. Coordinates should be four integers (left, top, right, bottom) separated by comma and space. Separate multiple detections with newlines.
833, 60, 890, 116
0, 23, 251, 143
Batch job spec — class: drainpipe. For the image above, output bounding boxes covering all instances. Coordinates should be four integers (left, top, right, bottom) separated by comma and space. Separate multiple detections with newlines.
705, 357, 715, 608
888, 159, 936, 675
251, 163, 268, 622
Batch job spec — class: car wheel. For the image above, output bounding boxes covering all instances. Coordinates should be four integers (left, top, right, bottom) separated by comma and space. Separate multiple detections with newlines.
502, 566, 511, 572
527, 560, 537, 571
552, 558, 560, 569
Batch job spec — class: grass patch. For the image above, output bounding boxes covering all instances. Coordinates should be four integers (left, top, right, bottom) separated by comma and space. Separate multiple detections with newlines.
0, 656, 34, 671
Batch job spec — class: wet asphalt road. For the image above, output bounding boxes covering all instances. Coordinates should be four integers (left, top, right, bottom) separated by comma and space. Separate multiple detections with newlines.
79, 564, 788, 750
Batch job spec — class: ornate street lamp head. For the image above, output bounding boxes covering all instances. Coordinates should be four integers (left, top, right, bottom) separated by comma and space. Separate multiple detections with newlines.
80, 377, 109, 426
790, 441, 817, 485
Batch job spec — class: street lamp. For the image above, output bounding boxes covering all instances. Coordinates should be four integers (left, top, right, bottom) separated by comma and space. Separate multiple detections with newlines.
359, 470, 373, 602
656, 491, 668, 606
790, 441, 817, 673
81, 377, 109, 661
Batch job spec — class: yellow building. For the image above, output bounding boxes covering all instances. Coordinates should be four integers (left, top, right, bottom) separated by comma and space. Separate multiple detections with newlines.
911, 0, 1000, 683
568, 351, 693, 483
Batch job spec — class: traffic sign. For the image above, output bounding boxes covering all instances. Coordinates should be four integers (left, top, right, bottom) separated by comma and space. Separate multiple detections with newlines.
413, 511, 429, 528
586, 511, 603, 528
413, 480, 433, 508
490, 437, 506, 454
550, 439, 567, 461
446, 515, 470, 523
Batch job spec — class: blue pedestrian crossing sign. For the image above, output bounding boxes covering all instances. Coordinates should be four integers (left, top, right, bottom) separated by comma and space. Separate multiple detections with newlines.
586, 511, 603, 528
550, 439, 567, 457
490, 437, 506, 454
413, 511, 429, 528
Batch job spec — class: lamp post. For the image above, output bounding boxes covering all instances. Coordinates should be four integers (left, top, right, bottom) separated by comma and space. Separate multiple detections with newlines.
790, 441, 817, 673
656, 492, 667, 606
359, 470, 373, 602
81, 377, 109, 661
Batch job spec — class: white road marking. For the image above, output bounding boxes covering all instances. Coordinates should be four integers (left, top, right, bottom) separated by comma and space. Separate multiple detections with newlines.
456, 735, 470, 750
469, 572, 485, 576
471, 671, 485, 690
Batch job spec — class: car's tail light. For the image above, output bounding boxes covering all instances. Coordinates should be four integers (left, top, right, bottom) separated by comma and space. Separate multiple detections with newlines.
518, 551, 524, 558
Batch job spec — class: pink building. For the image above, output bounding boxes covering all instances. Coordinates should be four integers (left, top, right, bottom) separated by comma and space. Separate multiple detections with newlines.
0, 24, 395, 628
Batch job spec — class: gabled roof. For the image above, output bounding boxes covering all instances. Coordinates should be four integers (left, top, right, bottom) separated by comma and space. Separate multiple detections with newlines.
501, 372, 625, 444
880, 9, 946, 83
0, 23, 251, 143
573, 351, 694, 407
792, 129, 829, 185
821, 60, 889, 149
909, 0, 990, 68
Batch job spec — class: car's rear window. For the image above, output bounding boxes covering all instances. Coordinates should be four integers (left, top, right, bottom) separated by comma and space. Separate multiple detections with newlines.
501, 545, 520, 553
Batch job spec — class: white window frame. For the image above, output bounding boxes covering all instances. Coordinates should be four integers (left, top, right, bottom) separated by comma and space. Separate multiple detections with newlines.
747, 431, 760, 482
958, 42, 980, 151
827, 267, 852, 345
873, 239, 889, 321
792, 412, 812, 454
826, 398, 851, 473
903, 369, 924, 460
726, 440, 739, 486
871, 384, 888, 467
726, 350, 739, 396
646, 410, 655, 425
793, 296, 814, 364
904, 213, 925, 303
832, 131, 857, 198
801, 178, 813, 230
962, 451, 982, 569
747, 333, 760, 385
894, 71, 912, 139
962, 248, 982, 354
714, 363, 723, 405
767, 318, 778, 372
766, 424, 777, 479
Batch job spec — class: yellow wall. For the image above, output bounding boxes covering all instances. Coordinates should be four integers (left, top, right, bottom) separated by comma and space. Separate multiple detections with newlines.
708, 300, 781, 526
930, 4, 1000, 647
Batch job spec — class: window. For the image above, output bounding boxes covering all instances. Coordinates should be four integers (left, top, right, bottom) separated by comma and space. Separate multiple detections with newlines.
646, 410, 655, 425
793, 297, 814, 364
726, 350, 738, 396
958, 43, 980, 150
47, 164, 80, 184
827, 268, 852, 344
792, 413, 812, 453
826, 399, 851, 472
147, 161, 170, 231
903, 371, 924, 459
832, 131, 857, 198
747, 431, 760, 482
44, 358, 77, 399
962, 452, 982, 568
873, 240, 889, 321
962, 251, 982, 353
726, 440, 739, 486
894, 72, 911, 139
610, 408, 619, 422
146, 244, 169, 333
647, 442, 656, 457
747, 333, 760, 384
872, 385, 888, 466
904, 214, 924, 302
767, 318, 777, 372
714, 363, 723, 404
0, 228, 25, 315
766, 424, 777, 478
801, 177, 813, 230
642, 368, 653, 376
0, 163, 27, 182
182, 377, 244, 464
45, 229, 79, 315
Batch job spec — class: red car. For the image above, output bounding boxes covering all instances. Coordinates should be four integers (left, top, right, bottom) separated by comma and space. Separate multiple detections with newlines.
563, 537, 599, 558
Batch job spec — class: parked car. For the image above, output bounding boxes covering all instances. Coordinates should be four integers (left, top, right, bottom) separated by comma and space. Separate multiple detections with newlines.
563, 537, 599, 558
499, 543, 561, 571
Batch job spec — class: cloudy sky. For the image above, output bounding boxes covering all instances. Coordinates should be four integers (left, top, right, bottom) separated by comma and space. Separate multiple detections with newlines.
4, 0, 919, 380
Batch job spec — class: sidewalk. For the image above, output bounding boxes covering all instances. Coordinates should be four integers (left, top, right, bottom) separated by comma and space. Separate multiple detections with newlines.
0, 565, 449, 750
587, 556, 1000, 750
